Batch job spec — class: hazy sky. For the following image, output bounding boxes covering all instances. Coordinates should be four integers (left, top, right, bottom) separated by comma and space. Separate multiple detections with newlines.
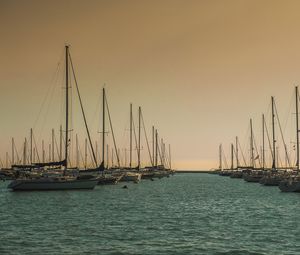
1, 0, 300, 169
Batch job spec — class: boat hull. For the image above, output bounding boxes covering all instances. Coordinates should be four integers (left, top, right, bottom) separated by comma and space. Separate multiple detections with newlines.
7, 178, 98, 191
279, 181, 300, 192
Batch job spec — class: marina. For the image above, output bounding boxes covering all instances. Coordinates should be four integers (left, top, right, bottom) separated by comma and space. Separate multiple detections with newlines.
3, 1, 300, 254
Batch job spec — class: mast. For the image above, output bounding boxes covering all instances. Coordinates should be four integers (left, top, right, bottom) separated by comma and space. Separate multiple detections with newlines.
262, 114, 265, 170
30, 128, 33, 164
95, 141, 98, 164
64, 45, 69, 171
59, 125, 62, 161
219, 144, 222, 170
129, 103, 132, 169
48, 144, 51, 163
124, 148, 127, 168
111, 148, 114, 167
102, 88, 105, 169
250, 119, 254, 168
271, 96, 276, 169
155, 129, 158, 168
84, 138, 87, 169
23, 138, 27, 165
235, 136, 239, 168
42, 140, 45, 163
51, 128, 54, 161
161, 138, 164, 166
138, 106, 141, 170
33, 148, 36, 163
76, 134, 79, 168
296, 86, 299, 171
231, 143, 234, 170
152, 126, 155, 167
169, 144, 171, 170
106, 144, 109, 169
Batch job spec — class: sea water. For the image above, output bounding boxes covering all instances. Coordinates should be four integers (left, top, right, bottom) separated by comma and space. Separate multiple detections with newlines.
1, 173, 300, 255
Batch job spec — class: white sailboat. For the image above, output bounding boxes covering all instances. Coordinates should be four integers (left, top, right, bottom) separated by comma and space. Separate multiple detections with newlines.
8, 45, 98, 191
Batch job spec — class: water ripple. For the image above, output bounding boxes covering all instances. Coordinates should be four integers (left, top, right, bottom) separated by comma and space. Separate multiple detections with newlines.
1, 174, 300, 254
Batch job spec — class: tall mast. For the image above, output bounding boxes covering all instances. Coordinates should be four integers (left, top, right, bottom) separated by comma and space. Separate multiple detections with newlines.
76, 134, 79, 167
169, 144, 171, 170
152, 126, 155, 167
64, 45, 69, 171
111, 148, 114, 167
161, 138, 164, 166
129, 103, 132, 169
30, 128, 33, 164
106, 144, 109, 169
231, 143, 234, 170
48, 144, 51, 163
235, 136, 239, 168
219, 144, 222, 170
296, 86, 299, 171
271, 96, 276, 169
262, 114, 265, 170
23, 138, 27, 165
59, 125, 62, 161
250, 119, 254, 168
85, 138, 87, 169
155, 129, 158, 168
42, 140, 45, 163
102, 88, 105, 169
95, 141, 98, 164
52, 128, 54, 161
138, 106, 141, 170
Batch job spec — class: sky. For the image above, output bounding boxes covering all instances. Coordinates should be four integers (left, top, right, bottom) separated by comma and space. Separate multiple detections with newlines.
1, 0, 300, 170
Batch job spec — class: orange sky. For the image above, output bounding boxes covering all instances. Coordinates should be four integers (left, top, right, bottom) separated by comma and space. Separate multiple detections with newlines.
1, 0, 300, 169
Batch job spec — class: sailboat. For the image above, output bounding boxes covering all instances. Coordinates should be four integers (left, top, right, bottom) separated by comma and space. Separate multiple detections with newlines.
243, 118, 264, 182
279, 86, 300, 192
8, 45, 98, 191
118, 104, 142, 183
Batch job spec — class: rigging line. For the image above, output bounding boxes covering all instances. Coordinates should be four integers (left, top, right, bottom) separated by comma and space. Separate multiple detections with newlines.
92, 93, 101, 130
264, 115, 273, 166
238, 140, 247, 166
68, 52, 97, 167
274, 102, 291, 168
241, 124, 250, 166
132, 116, 139, 160
54, 132, 60, 160
33, 58, 62, 130
33, 133, 41, 163
87, 139, 95, 168
221, 146, 229, 169
13, 139, 20, 163
156, 134, 163, 165
79, 142, 85, 169
283, 89, 294, 132
277, 148, 283, 168
253, 134, 262, 168
105, 93, 120, 168
36, 69, 61, 143
0, 156, 3, 168
141, 111, 154, 167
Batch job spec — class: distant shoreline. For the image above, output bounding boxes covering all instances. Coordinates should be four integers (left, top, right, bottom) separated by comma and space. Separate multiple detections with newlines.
175, 170, 212, 173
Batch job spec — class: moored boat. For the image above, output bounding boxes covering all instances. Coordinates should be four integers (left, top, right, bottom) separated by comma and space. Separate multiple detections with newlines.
8, 177, 98, 191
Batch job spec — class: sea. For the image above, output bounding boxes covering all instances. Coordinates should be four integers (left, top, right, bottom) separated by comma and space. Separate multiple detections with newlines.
1, 173, 300, 255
